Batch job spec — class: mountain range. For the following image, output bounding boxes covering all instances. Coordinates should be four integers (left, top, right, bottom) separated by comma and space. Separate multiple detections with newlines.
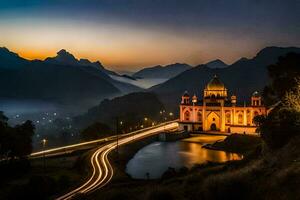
0, 48, 141, 112
1, 46, 299, 116
150, 46, 300, 112
132, 60, 229, 80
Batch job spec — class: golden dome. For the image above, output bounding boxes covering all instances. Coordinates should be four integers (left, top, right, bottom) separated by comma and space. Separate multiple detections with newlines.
206, 75, 226, 90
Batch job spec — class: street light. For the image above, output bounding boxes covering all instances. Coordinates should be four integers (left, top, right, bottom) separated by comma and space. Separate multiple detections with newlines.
41, 138, 47, 175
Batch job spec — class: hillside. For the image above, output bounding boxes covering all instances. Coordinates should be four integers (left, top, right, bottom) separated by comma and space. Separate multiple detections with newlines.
0, 48, 141, 110
151, 46, 300, 112
73, 92, 165, 129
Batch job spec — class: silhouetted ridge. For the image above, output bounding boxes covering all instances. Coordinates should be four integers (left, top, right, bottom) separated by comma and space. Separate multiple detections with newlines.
205, 59, 228, 69
0, 47, 28, 69
133, 63, 192, 79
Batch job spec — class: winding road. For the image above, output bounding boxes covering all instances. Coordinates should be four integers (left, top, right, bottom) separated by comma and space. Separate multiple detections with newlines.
56, 122, 178, 200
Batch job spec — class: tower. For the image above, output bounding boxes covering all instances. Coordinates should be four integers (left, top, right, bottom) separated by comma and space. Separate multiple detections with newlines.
231, 95, 237, 106
181, 91, 190, 105
251, 91, 262, 106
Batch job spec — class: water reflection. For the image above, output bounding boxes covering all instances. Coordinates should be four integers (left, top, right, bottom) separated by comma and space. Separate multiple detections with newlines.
126, 135, 242, 179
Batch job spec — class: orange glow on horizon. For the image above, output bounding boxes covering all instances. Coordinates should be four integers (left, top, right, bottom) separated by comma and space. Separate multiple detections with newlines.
0, 18, 265, 70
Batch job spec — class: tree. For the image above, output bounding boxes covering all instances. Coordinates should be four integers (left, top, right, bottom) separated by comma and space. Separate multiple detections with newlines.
263, 53, 300, 106
81, 122, 112, 141
11, 120, 35, 158
0, 112, 35, 159
0, 111, 8, 123
282, 78, 300, 112
259, 53, 300, 149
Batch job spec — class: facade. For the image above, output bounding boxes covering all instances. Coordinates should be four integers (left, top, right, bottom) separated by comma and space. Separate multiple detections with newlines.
179, 75, 267, 134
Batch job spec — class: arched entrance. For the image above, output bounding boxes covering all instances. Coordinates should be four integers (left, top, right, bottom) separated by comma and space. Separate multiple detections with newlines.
210, 123, 217, 131
206, 111, 220, 131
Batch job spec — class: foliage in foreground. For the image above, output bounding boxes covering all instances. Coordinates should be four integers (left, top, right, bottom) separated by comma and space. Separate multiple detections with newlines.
256, 53, 300, 149
0, 111, 35, 159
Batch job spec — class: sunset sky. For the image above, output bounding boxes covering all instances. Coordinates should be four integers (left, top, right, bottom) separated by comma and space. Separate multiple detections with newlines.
0, 0, 299, 71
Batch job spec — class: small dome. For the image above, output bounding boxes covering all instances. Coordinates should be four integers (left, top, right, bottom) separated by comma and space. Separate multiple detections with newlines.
183, 91, 190, 97
206, 75, 226, 90
252, 91, 260, 97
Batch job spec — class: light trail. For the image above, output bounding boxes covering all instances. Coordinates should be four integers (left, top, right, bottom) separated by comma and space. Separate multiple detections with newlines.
30, 120, 178, 158
56, 122, 178, 200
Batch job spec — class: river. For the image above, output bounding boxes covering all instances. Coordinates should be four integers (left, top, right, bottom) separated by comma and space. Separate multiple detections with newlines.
126, 135, 242, 179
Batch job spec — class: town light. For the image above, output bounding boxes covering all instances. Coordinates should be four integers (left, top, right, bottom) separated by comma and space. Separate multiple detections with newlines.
42, 138, 47, 147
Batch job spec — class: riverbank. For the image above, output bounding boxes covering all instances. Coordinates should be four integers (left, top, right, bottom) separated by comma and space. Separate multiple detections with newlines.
108, 135, 159, 181
88, 134, 300, 200
203, 134, 262, 154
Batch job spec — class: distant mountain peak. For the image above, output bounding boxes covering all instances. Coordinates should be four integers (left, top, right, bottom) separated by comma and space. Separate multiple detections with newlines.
55, 49, 78, 63
232, 57, 249, 65
0, 47, 9, 52
0, 47, 28, 69
253, 46, 300, 65
205, 59, 228, 69
44, 48, 119, 76
133, 63, 192, 79
79, 58, 105, 70
0, 47, 20, 58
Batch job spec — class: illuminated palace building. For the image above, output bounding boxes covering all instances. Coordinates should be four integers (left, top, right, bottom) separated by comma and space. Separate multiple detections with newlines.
179, 75, 267, 134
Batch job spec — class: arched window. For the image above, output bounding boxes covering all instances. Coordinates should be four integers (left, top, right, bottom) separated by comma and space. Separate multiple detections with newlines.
184, 111, 190, 121
197, 111, 202, 122
226, 113, 231, 124
238, 114, 243, 124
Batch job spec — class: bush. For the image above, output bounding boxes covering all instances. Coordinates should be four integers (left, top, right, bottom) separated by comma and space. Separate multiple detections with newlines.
161, 167, 177, 179
259, 108, 300, 149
